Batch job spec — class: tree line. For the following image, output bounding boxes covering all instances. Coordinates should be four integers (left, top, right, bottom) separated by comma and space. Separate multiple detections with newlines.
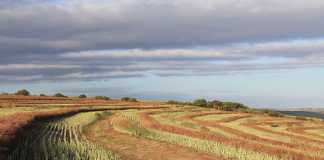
4, 89, 138, 102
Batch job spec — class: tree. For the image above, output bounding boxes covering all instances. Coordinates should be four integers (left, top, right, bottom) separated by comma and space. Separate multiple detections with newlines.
121, 97, 138, 102
129, 98, 138, 102
207, 100, 223, 108
15, 89, 30, 96
79, 94, 87, 98
54, 93, 66, 98
218, 102, 247, 111
95, 96, 110, 100
193, 99, 208, 107
121, 97, 130, 101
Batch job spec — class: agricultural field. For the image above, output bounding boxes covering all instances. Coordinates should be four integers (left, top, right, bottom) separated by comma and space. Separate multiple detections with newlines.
1, 96, 324, 160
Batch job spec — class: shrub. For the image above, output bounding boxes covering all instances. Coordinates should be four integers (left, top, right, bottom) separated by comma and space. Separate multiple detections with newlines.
207, 100, 223, 108
121, 97, 130, 101
166, 100, 191, 105
40, 94, 46, 97
217, 102, 248, 111
295, 116, 308, 121
121, 97, 138, 102
79, 94, 87, 98
193, 99, 208, 107
95, 96, 110, 100
270, 124, 279, 127
259, 109, 283, 117
267, 111, 283, 117
54, 93, 66, 98
166, 100, 180, 104
129, 98, 138, 102
15, 89, 30, 96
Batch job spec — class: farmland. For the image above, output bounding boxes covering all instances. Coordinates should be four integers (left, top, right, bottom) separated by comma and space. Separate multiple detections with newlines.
1, 95, 324, 160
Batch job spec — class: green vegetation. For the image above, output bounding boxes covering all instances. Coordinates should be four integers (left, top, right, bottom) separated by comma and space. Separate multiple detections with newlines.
168, 99, 249, 111
167, 99, 284, 116
295, 116, 308, 121
54, 93, 66, 98
78, 94, 87, 98
121, 97, 138, 102
2, 96, 323, 160
113, 111, 281, 160
259, 109, 284, 117
14, 89, 30, 96
9, 111, 120, 160
95, 96, 110, 100
193, 99, 208, 107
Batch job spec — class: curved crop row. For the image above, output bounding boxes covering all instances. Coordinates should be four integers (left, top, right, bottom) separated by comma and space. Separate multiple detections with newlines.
8, 111, 120, 160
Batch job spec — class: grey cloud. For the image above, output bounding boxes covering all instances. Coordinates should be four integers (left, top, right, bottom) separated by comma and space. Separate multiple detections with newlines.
1, 0, 324, 83
1, 0, 324, 56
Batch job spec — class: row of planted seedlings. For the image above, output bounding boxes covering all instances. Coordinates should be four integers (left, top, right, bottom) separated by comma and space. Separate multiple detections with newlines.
8, 111, 120, 160
179, 110, 324, 160
111, 109, 285, 160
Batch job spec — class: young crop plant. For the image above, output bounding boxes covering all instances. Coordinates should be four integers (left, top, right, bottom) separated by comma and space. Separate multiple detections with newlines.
8, 111, 120, 160
112, 110, 283, 160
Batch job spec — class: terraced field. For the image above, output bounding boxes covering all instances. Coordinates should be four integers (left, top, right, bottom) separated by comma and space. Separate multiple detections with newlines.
2, 104, 324, 160
9, 111, 120, 160
82, 106, 324, 160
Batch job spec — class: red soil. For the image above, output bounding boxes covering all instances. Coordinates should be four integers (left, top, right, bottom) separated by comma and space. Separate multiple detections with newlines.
86, 116, 226, 160
140, 111, 323, 160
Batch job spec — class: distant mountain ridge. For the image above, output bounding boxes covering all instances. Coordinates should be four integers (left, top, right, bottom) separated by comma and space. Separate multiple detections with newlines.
278, 107, 324, 119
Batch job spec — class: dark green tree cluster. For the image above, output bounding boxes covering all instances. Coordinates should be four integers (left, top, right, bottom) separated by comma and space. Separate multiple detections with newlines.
121, 97, 138, 102
15, 89, 30, 96
192, 99, 208, 107
166, 100, 192, 105
54, 93, 67, 98
167, 98, 249, 111
95, 96, 110, 100
197, 99, 248, 111
78, 94, 87, 98
259, 109, 283, 117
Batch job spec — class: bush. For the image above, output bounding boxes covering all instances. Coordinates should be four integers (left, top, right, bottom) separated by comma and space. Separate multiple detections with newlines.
79, 94, 87, 98
40, 94, 46, 97
267, 111, 283, 117
217, 102, 248, 111
129, 98, 138, 102
121, 97, 138, 102
166, 100, 180, 104
207, 100, 223, 108
166, 100, 191, 105
121, 97, 130, 101
193, 99, 208, 107
15, 89, 30, 96
54, 93, 66, 98
270, 124, 279, 127
295, 116, 308, 121
260, 109, 283, 117
95, 96, 110, 100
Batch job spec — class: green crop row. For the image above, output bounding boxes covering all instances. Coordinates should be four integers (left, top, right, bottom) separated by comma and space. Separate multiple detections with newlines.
9, 111, 120, 160
112, 111, 283, 160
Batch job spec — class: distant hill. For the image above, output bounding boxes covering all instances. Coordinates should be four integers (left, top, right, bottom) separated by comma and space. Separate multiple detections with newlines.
279, 108, 324, 119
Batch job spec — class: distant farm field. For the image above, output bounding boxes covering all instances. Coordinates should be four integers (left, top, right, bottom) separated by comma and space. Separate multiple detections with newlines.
1, 96, 324, 160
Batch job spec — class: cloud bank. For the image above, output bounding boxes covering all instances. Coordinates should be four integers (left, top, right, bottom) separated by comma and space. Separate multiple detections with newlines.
1, 0, 324, 83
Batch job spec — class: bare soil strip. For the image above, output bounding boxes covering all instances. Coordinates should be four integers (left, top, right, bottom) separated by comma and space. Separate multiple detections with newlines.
86, 116, 224, 160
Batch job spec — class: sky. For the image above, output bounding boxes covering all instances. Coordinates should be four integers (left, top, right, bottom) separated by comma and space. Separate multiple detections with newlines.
1, 0, 324, 108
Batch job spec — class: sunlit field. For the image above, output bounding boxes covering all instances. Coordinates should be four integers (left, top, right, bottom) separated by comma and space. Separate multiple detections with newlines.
1, 95, 324, 160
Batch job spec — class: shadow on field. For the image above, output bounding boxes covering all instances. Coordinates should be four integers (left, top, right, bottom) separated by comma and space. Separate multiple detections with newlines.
6, 106, 167, 160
